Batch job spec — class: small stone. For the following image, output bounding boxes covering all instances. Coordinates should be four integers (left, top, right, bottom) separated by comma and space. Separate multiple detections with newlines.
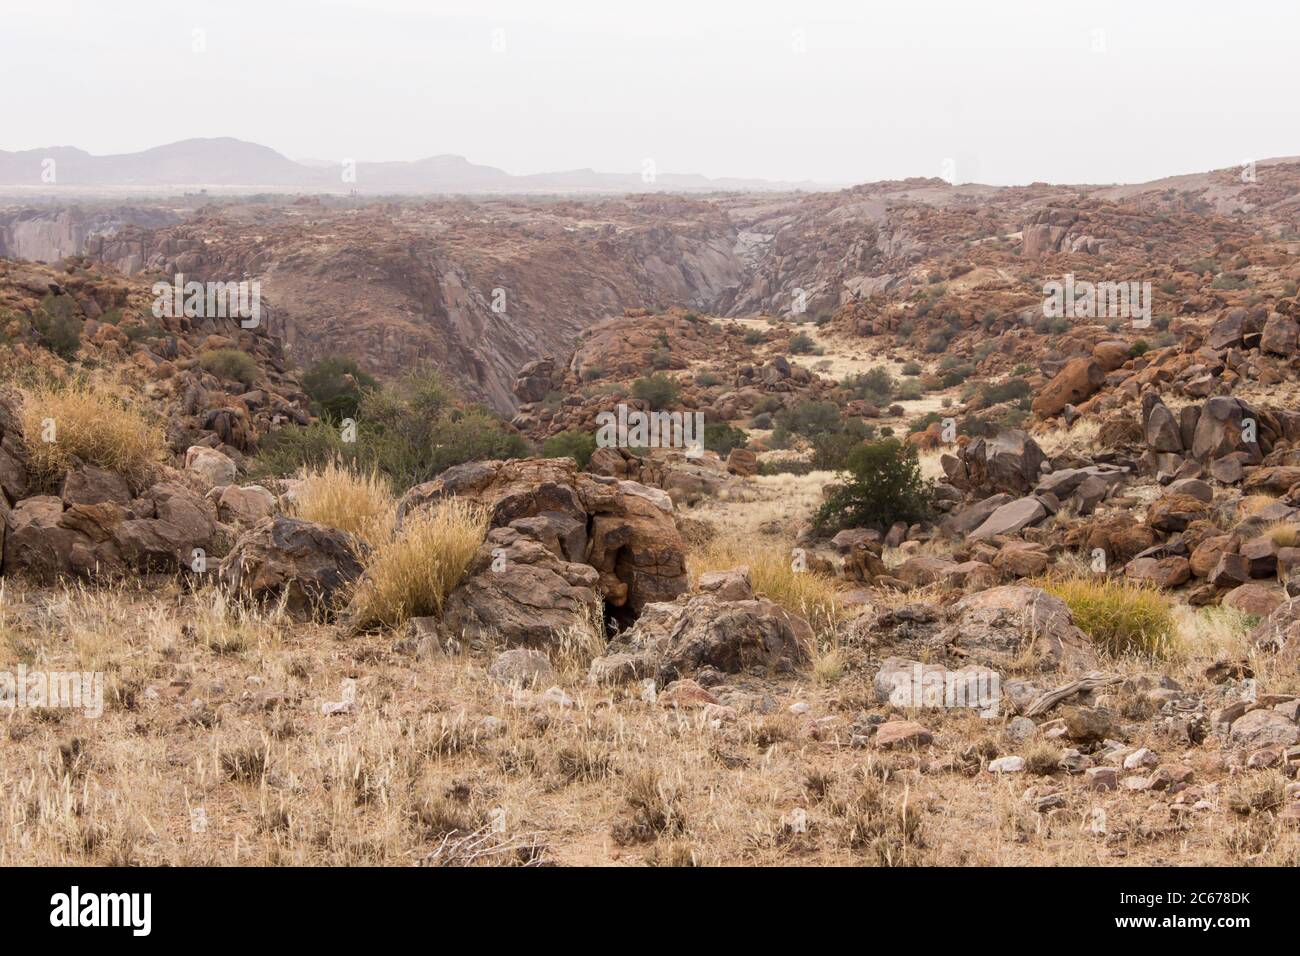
989, 756, 1026, 773
1123, 747, 1159, 770
875, 720, 933, 750
1004, 716, 1036, 743
1084, 767, 1119, 791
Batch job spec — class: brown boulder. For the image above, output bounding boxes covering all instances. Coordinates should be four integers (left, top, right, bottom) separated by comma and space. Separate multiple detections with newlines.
220, 516, 363, 618
1032, 358, 1105, 419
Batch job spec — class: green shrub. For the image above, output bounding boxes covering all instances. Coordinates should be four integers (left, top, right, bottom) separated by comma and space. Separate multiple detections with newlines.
788, 332, 816, 354
302, 357, 378, 421
32, 294, 82, 359
704, 422, 748, 457
843, 367, 895, 402
542, 429, 598, 469
199, 348, 258, 387
900, 360, 922, 376
695, 370, 723, 387
631, 373, 680, 410
813, 439, 933, 533
894, 380, 924, 401
743, 329, 764, 345
252, 369, 529, 487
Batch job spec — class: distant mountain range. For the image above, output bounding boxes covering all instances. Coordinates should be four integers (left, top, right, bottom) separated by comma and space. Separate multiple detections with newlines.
0, 137, 822, 194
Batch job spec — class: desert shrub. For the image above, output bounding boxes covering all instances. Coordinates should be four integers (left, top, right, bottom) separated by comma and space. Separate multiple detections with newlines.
293, 460, 395, 548
788, 332, 816, 354
938, 361, 974, 387
689, 540, 841, 636
813, 438, 933, 533
703, 422, 748, 457
970, 377, 1031, 410
1128, 339, 1150, 357
748, 412, 774, 430
695, 370, 723, 387
542, 429, 597, 469
772, 400, 871, 469
32, 294, 82, 359
923, 331, 950, 353
199, 348, 258, 387
631, 373, 680, 410
900, 360, 922, 376
252, 369, 529, 487
1040, 576, 1177, 658
302, 357, 377, 421
650, 347, 672, 369
757, 458, 817, 476
843, 367, 895, 402
743, 329, 764, 345
893, 379, 924, 401
348, 499, 489, 630
581, 364, 605, 382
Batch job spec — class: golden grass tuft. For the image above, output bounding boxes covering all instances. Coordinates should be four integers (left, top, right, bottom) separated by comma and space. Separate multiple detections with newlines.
1039, 574, 1178, 658
293, 460, 395, 549
687, 539, 842, 635
348, 499, 489, 631
19, 379, 165, 487
1266, 520, 1300, 549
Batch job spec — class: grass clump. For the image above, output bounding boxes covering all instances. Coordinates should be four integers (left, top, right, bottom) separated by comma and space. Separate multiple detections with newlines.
1040, 575, 1178, 658
19, 379, 166, 488
348, 499, 489, 631
198, 348, 259, 387
293, 460, 395, 549
689, 539, 841, 636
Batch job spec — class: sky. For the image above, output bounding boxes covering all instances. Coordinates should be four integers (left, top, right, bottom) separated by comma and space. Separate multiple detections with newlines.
2, 0, 1296, 187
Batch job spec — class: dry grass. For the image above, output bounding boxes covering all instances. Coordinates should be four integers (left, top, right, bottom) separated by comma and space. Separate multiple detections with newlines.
1265, 520, 1300, 548
293, 460, 395, 549
1040, 574, 1178, 659
688, 538, 842, 635
348, 499, 489, 631
19, 378, 166, 488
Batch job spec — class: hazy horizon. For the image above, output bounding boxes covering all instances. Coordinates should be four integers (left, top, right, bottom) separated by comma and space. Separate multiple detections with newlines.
3, 0, 1298, 187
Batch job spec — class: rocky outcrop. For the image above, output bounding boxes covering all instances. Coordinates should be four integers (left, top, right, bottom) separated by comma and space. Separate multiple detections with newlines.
941, 429, 1047, 497
443, 526, 602, 648
588, 570, 810, 685
219, 516, 363, 617
2, 477, 218, 582
396, 458, 687, 620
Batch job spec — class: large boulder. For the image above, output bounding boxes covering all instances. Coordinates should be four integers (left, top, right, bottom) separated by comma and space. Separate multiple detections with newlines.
443, 526, 602, 648
3, 480, 218, 581
220, 516, 363, 618
941, 429, 1047, 496
397, 458, 687, 618
1190, 397, 1262, 465
588, 590, 810, 685
969, 496, 1048, 541
946, 585, 1099, 673
1032, 358, 1106, 419
185, 445, 237, 488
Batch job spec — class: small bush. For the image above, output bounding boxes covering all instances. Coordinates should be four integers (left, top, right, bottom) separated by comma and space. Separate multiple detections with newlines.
20, 379, 166, 488
542, 429, 597, 469
199, 348, 258, 387
788, 332, 816, 354
293, 460, 395, 549
32, 294, 81, 359
695, 370, 723, 388
1040, 576, 1177, 658
631, 373, 680, 410
703, 422, 748, 457
813, 439, 933, 533
302, 357, 377, 421
900, 361, 922, 376
348, 499, 489, 630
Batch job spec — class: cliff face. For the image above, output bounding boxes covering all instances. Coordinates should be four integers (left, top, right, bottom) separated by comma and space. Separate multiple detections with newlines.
39, 157, 1300, 412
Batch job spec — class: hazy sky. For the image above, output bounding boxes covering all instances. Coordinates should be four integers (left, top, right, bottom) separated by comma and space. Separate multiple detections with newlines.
3, 0, 1296, 186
